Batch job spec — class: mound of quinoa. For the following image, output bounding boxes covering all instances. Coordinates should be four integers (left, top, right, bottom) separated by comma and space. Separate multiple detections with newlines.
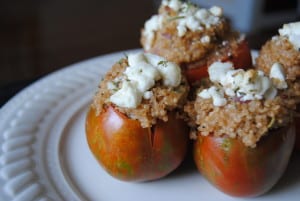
256, 36, 300, 80
91, 57, 189, 128
185, 93, 295, 148
256, 35, 300, 104
184, 63, 296, 148
140, 0, 246, 68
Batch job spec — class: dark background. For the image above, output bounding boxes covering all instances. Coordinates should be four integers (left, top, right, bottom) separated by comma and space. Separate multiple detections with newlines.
0, 0, 299, 106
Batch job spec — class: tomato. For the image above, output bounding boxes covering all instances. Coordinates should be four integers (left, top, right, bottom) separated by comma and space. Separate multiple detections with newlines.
185, 66, 209, 84
86, 105, 189, 181
185, 40, 253, 83
229, 39, 253, 70
194, 125, 295, 197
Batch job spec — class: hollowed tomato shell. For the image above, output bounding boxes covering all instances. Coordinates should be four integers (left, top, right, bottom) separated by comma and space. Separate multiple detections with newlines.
86, 105, 189, 181
194, 125, 295, 197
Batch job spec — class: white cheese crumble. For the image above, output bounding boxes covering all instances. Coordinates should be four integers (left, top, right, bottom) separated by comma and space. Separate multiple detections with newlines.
201, 35, 210, 43
199, 62, 287, 106
109, 53, 181, 108
278, 22, 300, 50
143, 15, 163, 50
143, 53, 181, 87
175, 3, 223, 37
162, 0, 181, 11
199, 86, 227, 106
209, 6, 223, 17
270, 63, 288, 89
143, 91, 153, 99
110, 81, 142, 108
142, 0, 223, 49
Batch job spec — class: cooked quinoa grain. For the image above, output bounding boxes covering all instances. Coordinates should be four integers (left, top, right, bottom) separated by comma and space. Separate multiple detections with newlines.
184, 62, 296, 148
141, 0, 249, 70
256, 35, 300, 104
185, 95, 294, 148
256, 36, 300, 80
92, 54, 189, 128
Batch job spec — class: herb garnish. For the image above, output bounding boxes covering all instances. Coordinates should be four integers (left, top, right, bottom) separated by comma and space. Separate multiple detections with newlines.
118, 53, 129, 65
158, 60, 169, 67
168, 16, 185, 22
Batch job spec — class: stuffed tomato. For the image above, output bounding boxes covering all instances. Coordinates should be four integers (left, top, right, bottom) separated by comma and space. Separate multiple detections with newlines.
256, 22, 300, 150
185, 61, 296, 197
141, 0, 252, 84
86, 52, 189, 181
194, 125, 295, 197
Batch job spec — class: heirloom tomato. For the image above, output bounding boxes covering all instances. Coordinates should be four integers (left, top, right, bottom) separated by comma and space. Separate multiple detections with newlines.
194, 125, 295, 197
86, 105, 189, 181
185, 40, 252, 83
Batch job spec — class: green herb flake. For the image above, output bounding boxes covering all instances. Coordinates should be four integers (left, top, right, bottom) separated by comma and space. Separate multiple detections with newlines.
179, 1, 195, 13
221, 138, 231, 152
117, 59, 123, 65
118, 53, 129, 65
168, 15, 185, 22
157, 60, 169, 67
238, 91, 246, 96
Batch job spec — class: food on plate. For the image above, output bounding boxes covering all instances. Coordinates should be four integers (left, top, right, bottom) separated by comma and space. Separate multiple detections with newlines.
184, 61, 296, 197
85, 52, 190, 181
85, 0, 299, 195
256, 22, 300, 150
140, 0, 252, 83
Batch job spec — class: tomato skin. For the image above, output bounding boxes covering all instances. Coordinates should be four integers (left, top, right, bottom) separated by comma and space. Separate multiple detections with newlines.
194, 125, 295, 197
185, 66, 209, 84
185, 40, 252, 83
229, 39, 252, 70
86, 105, 189, 181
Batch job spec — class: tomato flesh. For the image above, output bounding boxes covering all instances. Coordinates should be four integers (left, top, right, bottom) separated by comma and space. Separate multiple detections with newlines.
194, 125, 295, 197
86, 105, 189, 181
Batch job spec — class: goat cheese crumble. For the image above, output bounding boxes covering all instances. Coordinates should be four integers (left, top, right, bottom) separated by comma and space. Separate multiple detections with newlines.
109, 53, 181, 108
164, 0, 223, 37
142, 0, 223, 50
278, 22, 300, 50
198, 62, 287, 106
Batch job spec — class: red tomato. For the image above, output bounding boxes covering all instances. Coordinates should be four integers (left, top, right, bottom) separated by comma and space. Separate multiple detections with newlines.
86, 105, 189, 181
185, 40, 253, 83
229, 39, 253, 70
194, 125, 295, 197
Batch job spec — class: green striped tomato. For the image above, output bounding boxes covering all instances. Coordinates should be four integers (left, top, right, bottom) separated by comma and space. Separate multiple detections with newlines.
86, 105, 189, 181
194, 125, 295, 197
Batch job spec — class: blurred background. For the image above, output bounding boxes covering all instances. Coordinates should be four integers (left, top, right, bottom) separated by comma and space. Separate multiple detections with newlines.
0, 0, 299, 106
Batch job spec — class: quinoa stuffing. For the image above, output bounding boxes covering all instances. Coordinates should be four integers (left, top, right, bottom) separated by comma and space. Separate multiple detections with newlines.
140, 0, 249, 71
184, 61, 296, 148
256, 23, 300, 105
256, 36, 300, 81
91, 52, 189, 128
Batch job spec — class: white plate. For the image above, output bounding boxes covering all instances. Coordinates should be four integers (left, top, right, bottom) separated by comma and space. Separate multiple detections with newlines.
0, 50, 299, 201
